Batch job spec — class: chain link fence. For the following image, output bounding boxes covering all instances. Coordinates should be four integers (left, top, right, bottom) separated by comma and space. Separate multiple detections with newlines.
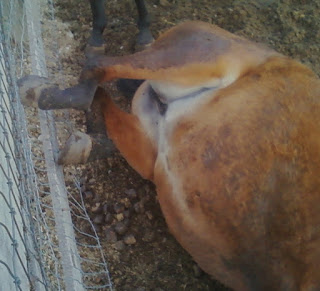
0, 0, 113, 289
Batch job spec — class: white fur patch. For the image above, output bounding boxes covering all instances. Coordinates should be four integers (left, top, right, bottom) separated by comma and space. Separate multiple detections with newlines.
133, 79, 223, 227
156, 88, 216, 215
148, 72, 239, 104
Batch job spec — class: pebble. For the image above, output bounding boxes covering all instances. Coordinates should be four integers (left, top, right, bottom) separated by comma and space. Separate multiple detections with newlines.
142, 230, 155, 242
88, 178, 96, 184
114, 203, 125, 214
123, 234, 136, 245
114, 222, 128, 235
125, 188, 137, 200
105, 213, 113, 224
193, 264, 203, 278
105, 229, 118, 243
102, 203, 109, 214
123, 210, 131, 219
122, 198, 131, 208
159, 0, 170, 7
123, 218, 130, 227
83, 191, 94, 200
134, 201, 145, 214
94, 224, 102, 233
116, 213, 124, 221
114, 240, 125, 251
145, 210, 153, 220
91, 202, 103, 214
93, 214, 104, 225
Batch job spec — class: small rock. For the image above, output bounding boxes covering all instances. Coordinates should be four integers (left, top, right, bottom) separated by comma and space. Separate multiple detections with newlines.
94, 224, 102, 233
123, 210, 131, 219
88, 178, 96, 184
159, 0, 170, 7
142, 230, 155, 242
123, 218, 130, 227
122, 198, 131, 208
134, 201, 145, 214
123, 234, 136, 245
193, 264, 203, 277
116, 213, 124, 221
105, 213, 113, 224
83, 191, 94, 200
114, 203, 125, 214
102, 203, 109, 214
141, 194, 151, 203
93, 214, 104, 225
145, 210, 153, 220
125, 188, 137, 200
114, 240, 125, 251
105, 229, 118, 243
114, 222, 128, 235
91, 202, 102, 214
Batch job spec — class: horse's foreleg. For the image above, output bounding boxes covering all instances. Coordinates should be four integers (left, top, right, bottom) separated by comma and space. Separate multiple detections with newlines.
88, 0, 107, 47
134, 0, 154, 51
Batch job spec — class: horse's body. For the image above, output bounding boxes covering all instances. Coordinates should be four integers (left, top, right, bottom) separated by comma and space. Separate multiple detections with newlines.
19, 20, 320, 291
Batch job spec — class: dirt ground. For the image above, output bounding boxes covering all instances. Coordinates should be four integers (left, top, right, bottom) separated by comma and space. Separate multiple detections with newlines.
49, 0, 320, 290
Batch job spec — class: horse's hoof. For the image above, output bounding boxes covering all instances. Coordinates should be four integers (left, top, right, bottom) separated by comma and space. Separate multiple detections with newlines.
38, 79, 98, 111
57, 131, 116, 165
84, 43, 106, 59
17, 75, 54, 107
58, 131, 92, 165
135, 29, 154, 52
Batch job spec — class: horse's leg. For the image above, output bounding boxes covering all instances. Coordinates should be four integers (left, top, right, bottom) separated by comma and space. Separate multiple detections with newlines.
88, 0, 107, 47
134, 0, 154, 51
18, 75, 98, 110
115, 0, 154, 98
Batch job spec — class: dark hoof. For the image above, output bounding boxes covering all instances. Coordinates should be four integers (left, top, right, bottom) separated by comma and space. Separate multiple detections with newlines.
88, 30, 105, 48
38, 79, 98, 111
18, 75, 54, 107
116, 79, 144, 99
84, 44, 106, 59
135, 29, 154, 52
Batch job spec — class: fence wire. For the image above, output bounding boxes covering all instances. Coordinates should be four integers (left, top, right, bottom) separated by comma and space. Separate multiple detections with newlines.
0, 0, 113, 290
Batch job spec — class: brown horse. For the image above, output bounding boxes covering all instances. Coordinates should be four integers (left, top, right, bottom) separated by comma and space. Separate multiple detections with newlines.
19, 21, 320, 290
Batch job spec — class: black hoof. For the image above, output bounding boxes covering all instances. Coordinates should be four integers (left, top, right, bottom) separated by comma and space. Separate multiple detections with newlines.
135, 28, 154, 52
38, 79, 98, 111
84, 44, 106, 59
18, 75, 54, 107
88, 30, 105, 47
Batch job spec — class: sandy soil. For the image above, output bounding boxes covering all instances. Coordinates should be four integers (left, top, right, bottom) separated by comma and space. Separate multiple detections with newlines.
47, 0, 320, 290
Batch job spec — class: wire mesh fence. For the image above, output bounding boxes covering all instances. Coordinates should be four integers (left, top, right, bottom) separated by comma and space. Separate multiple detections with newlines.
0, 0, 113, 289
